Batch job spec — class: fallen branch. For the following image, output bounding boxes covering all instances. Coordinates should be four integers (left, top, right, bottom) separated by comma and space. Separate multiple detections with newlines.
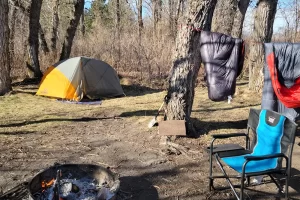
160, 136, 195, 160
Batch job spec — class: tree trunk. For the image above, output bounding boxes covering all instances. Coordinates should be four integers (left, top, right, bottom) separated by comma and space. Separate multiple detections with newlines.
174, 0, 183, 35
293, 0, 299, 42
211, 0, 238, 35
9, 6, 17, 67
10, 0, 30, 13
168, 0, 174, 37
248, 0, 278, 91
51, 0, 59, 51
203, 0, 217, 31
152, 0, 157, 36
80, 8, 85, 36
0, 0, 12, 95
59, 0, 84, 61
158, 0, 162, 20
152, 0, 162, 37
116, 0, 121, 70
27, 0, 43, 79
10, 0, 50, 63
39, 24, 50, 54
231, 0, 250, 38
137, 0, 143, 42
166, 0, 217, 137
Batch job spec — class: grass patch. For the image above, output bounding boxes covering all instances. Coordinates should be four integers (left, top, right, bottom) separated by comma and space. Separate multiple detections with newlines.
1, 79, 261, 138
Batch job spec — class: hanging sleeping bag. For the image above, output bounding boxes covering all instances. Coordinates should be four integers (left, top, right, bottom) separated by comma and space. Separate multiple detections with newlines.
262, 43, 300, 120
266, 43, 300, 108
200, 31, 244, 101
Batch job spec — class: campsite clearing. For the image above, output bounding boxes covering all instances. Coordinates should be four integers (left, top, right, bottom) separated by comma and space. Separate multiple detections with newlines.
1, 80, 300, 199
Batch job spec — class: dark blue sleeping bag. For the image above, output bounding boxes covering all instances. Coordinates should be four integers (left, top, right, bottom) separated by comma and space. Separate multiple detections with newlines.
200, 31, 244, 101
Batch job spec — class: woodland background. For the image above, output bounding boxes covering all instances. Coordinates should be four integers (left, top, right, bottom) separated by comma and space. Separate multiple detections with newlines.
1, 0, 300, 89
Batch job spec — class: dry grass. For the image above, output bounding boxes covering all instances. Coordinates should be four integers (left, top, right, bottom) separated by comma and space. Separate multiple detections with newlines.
1, 78, 261, 139
0, 81, 165, 135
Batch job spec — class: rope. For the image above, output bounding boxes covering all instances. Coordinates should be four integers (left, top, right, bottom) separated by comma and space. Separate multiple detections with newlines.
177, 24, 202, 32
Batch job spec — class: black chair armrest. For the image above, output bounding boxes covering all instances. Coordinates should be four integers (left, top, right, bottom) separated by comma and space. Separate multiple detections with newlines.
209, 133, 249, 156
244, 153, 287, 161
242, 153, 289, 176
212, 133, 247, 139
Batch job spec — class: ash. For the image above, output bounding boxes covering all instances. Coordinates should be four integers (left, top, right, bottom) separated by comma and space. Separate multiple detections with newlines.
38, 177, 114, 200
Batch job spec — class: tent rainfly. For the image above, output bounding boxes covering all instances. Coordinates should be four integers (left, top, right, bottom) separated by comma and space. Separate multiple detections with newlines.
36, 57, 124, 101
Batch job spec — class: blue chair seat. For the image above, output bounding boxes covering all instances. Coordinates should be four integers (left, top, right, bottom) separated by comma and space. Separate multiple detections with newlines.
222, 109, 285, 173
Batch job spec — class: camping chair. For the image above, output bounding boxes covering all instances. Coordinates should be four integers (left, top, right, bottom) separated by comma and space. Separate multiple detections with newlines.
207, 108, 297, 200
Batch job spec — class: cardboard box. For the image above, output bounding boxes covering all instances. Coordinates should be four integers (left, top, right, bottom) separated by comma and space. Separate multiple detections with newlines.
158, 120, 186, 136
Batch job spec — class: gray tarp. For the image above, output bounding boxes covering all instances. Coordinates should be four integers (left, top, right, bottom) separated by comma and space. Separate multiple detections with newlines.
262, 43, 300, 121
200, 31, 244, 101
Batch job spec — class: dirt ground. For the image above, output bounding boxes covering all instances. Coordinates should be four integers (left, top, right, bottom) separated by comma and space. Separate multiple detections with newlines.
0, 80, 300, 200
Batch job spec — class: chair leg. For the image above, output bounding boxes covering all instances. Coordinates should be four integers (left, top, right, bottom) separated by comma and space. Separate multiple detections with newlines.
269, 174, 289, 199
215, 155, 240, 199
285, 174, 289, 200
269, 174, 284, 193
209, 178, 213, 191
247, 176, 250, 186
240, 176, 245, 200
209, 146, 215, 191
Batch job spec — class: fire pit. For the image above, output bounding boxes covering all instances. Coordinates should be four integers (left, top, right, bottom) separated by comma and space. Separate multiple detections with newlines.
28, 164, 119, 200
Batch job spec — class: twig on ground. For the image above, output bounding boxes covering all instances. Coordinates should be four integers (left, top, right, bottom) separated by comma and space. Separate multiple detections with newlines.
160, 136, 196, 160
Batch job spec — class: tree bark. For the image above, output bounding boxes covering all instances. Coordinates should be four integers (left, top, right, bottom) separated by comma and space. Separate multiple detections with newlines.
152, 0, 162, 37
152, 0, 157, 36
9, 6, 17, 67
0, 0, 12, 95
116, 0, 121, 70
168, 0, 175, 37
27, 0, 43, 79
10, 0, 49, 55
248, 0, 278, 91
59, 0, 84, 61
166, 0, 217, 137
39, 24, 50, 54
231, 0, 251, 38
174, 0, 183, 27
203, 0, 217, 31
293, 0, 299, 42
211, 0, 238, 35
10, 0, 50, 60
51, 0, 60, 51
137, 0, 143, 42
158, 0, 162, 20
80, 7, 85, 36
10, 0, 30, 13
